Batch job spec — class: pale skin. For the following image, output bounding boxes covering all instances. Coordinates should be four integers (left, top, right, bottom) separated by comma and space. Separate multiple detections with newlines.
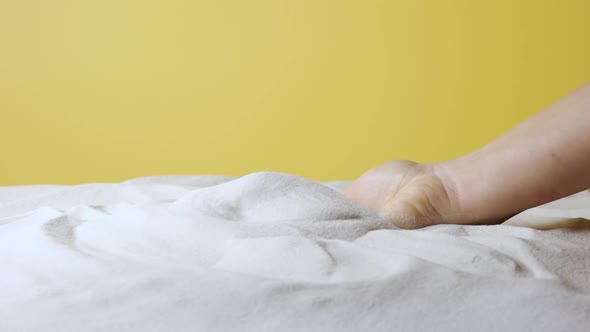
342, 82, 590, 229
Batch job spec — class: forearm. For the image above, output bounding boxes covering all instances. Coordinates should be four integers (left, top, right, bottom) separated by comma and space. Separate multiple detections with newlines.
444, 82, 590, 222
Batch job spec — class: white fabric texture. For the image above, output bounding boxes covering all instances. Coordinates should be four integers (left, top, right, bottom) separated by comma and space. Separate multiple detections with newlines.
0, 172, 589, 332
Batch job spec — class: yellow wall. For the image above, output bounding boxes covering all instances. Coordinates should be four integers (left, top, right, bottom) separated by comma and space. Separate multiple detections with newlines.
1, 0, 589, 185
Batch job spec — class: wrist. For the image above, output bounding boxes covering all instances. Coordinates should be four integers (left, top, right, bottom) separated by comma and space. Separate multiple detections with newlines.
431, 153, 508, 224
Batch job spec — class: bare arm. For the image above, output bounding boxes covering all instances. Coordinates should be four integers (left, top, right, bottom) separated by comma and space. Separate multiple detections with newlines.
343, 82, 590, 228
445, 82, 590, 223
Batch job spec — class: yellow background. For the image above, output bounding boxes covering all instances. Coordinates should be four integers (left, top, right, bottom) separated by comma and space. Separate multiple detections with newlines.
1, 0, 589, 185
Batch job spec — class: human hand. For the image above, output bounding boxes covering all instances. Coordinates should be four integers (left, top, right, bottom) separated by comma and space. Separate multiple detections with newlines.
341, 160, 477, 229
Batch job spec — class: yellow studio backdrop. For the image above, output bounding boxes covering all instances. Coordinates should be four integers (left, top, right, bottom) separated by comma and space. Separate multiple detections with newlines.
1, 0, 589, 185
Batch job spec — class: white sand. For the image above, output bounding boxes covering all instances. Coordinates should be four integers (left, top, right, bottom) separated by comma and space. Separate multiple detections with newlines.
0, 172, 589, 331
